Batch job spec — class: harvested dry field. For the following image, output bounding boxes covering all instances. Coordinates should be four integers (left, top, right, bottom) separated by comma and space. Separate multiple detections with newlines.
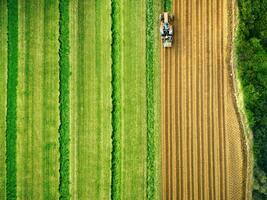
161, 0, 249, 199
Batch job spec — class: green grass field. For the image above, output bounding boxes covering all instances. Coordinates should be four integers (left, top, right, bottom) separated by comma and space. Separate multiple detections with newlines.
0, 0, 162, 199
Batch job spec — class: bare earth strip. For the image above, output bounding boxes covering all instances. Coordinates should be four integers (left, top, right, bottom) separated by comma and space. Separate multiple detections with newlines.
120, 0, 147, 199
69, 0, 112, 199
161, 0, 248, 199
0, 0, 7, 198
17, 1, 60, 199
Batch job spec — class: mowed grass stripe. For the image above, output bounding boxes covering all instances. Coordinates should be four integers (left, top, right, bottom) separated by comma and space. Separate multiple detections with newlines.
0, 0, 7, 198
121, 0, 147, 199
69, 0, 78, 198
146, 0, 162, 199
42, 0, 60, 199
17, 0, 44, 198
58, 0, 70, 198
152, 1, 162, 199
95, 0, 112, 199
6, 0, 18, 198
69, 0, 112, 199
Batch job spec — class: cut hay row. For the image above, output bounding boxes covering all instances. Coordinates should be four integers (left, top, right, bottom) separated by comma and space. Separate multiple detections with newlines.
58, 0, 70, 198
69, 0, 112, 199
0, 0, 7, 199
16, 0, 60, 199
6, 0, 18, 198
110, 0, 122, 199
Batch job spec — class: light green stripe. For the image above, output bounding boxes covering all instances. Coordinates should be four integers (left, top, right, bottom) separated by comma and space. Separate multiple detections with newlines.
121, 0, 147, 199
69, 0, 112, 199
17, 0, 44, 199
42, 0, 60, 199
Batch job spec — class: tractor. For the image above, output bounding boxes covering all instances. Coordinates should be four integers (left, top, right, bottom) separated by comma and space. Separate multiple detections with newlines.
159, 12, 174, 48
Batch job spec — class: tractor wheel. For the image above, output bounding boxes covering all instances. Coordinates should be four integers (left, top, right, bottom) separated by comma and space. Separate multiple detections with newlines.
169, 14, 174, 21
159, 14, 163, 21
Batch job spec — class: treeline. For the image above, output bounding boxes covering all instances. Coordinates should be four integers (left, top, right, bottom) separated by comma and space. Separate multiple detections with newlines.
235, 0, 267, 199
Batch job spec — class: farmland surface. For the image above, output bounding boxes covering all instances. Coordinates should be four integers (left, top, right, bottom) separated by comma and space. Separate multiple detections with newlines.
0, 0, 162, 199
161, 0, 249, 199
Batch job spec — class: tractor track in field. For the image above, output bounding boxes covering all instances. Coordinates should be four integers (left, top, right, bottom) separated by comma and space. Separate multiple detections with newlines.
161, 0, 249, 199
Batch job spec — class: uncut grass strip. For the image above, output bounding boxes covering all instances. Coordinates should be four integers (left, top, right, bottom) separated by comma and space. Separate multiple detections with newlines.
59, 0, 70, 199
0, 0, 7, 198
111, 0, 122, 199
6, 0, 18, 199
146, 0, 157, 199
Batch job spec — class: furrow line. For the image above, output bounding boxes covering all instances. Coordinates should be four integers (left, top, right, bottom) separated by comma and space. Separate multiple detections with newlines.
221, 0, 228, 198
216, 0, 224, 199
172, 1, 178, 199
164, 48, 169, 199
161, 42, 166, 200
205, 0, 214, 198
196, 0, 202, 199
212, 0, 220, 198
174, 0, 181, 198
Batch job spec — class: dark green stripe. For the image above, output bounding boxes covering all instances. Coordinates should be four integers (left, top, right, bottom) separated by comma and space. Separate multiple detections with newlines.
111, 0, 122, 199
6, 0, 18, 199
58, 0, 70, 199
